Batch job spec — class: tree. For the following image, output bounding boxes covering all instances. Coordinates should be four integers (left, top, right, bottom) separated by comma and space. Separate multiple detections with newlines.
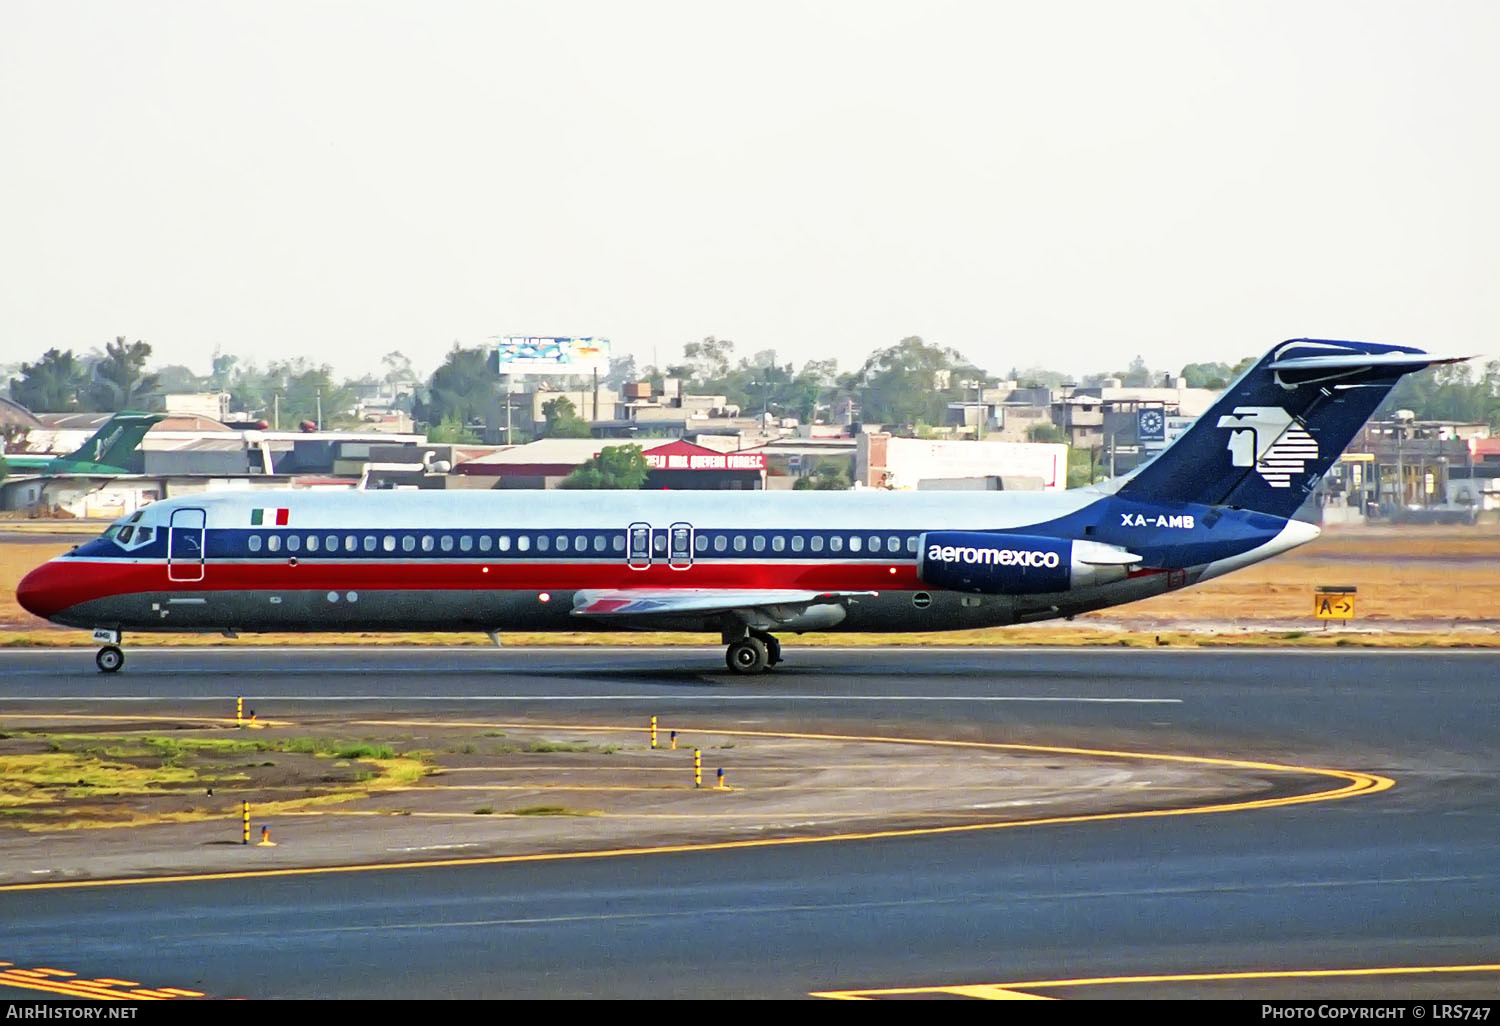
604, 353, 639, 390
156, 364, 208, 393
1028, 423, 1067, 444
1179, 361, 1233, 390
1378, 360, 1500, 429
413, 345, 494, 430
428, 415, 481, 443
678, 337, 734, 383
381, 351, 416, 392
848, 336, 986, 430
540, 396, 592, 438
792, 463, 850, 490
9, 348, 88, 412
87, 337, 159, 411
558, 444, 649, 489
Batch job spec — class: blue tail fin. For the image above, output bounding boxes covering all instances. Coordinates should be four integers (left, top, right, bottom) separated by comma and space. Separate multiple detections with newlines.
1117, 339, 1465, 518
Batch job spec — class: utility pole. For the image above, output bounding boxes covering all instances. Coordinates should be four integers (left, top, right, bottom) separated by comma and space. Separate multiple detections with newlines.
316, 388, 322, 430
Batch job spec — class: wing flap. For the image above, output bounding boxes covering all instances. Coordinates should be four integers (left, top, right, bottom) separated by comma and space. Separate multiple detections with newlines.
571, 589, 877, 619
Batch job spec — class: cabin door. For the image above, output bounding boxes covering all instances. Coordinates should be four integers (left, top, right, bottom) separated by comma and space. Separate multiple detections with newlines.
167, 508, 207, 583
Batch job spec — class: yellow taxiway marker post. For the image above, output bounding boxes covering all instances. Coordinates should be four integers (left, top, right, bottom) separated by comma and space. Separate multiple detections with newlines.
241, 802, 249, 845
236, 696, 243, 728
650, 716, 657, 750
694, 749, 701, 789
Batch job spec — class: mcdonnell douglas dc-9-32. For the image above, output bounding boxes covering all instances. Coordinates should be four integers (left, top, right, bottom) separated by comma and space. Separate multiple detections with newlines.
16, 339, 1464, 674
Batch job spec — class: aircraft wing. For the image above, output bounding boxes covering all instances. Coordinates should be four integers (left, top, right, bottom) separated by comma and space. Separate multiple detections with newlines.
571, 588, 877, 625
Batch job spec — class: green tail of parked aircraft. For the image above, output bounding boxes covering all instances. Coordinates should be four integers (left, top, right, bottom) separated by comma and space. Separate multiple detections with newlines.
1, 412, 165, 476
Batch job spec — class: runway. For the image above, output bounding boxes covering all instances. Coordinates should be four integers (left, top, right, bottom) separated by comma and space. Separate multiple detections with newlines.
1, 646, 1497, 999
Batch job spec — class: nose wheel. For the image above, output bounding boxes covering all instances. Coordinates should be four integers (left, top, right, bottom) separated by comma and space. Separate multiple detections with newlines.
96, 645, 124, 673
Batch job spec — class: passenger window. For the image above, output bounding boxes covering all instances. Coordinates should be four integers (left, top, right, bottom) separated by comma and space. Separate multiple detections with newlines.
460, 535, 473, 552
363, 536, 377, 552
695, 535, 707, 553
868, 536, 881, 553
790, 535, 804, 553
345, 535, 358, 552
383, 536, 396, 552
653, 534, 667, 554
772, 535, 785, 552
480, 536, 492, 552
888, 535, 900, 553
536, 535, 549, 552
594, 535, 606, 553
307, 535, 320, 553
421, 535, 435, 553
498, 535, 511, 552
733, 535, 747, 553
557, 535, 570, 552
611, 534, 625, 553
440, 536, 453, 552
830, 536, 844, 553
713, 535, 727, 553
247, 534, 261, 552
517, 535, 530, 552
286, 534, 299, 552
906, 535, 919, 554
575, 534, 587, 551
402, 536, 415, 552
810, 535, 824, 553
848, 536, 861, 553
268, 535, 282, 553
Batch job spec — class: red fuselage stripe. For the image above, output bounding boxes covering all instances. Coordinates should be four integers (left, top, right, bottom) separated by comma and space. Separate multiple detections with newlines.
28, 559, 924, 616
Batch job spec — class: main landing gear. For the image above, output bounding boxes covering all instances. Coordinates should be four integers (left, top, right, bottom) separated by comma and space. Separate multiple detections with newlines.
92, 628, 124, 673
724, 629, 782, 675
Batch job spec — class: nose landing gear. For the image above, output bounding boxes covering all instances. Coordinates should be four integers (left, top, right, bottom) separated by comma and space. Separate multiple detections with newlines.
92, 628, 124, 673
724, 629, 782, 675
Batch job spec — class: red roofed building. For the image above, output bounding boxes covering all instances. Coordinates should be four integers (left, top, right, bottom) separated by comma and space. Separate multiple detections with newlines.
641, 439, 764, 490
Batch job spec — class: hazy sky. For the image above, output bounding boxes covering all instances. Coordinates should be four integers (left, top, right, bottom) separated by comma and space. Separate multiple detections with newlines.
3, 1, 1497, 383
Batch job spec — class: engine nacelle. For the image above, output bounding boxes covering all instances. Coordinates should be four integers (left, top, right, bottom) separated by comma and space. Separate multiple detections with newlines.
917, 531, 1140, 595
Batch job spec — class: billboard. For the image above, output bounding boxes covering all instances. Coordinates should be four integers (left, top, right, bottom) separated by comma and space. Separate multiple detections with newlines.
492, 336, 611, 376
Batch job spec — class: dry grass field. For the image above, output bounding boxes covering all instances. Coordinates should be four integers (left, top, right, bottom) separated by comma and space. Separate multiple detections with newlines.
2, 524, 1496, 647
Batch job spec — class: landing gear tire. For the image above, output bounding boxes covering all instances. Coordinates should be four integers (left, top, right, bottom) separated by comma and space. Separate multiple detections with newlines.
725, 636, 769, 675
754, 630, 782, 666
96, 645, 124, 674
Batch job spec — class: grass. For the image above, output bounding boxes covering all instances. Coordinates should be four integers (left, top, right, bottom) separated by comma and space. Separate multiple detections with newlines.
0, 730, 432, 831
523, 741, 618, 755
508, 805, 600, 817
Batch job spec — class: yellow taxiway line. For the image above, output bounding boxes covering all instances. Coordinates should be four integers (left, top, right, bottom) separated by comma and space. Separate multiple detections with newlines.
0, 720, 1392, 893
813, 963, 1500, 999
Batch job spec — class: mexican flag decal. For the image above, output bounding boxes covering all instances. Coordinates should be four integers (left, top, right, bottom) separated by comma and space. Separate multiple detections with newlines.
251, 508, 290, 526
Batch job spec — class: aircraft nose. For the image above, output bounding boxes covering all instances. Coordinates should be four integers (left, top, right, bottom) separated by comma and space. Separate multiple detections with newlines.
16, 560, 70, 620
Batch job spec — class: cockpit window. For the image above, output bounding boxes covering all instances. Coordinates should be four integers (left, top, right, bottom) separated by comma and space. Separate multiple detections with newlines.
101, 525, 121, 542
117, 525, 135, 544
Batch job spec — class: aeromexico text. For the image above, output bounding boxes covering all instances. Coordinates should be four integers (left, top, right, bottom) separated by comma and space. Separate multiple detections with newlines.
927, 544, 1062, 568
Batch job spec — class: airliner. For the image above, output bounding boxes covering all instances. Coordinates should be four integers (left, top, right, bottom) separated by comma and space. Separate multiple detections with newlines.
2, 412, 164, 476
16, 339, 1462, 674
